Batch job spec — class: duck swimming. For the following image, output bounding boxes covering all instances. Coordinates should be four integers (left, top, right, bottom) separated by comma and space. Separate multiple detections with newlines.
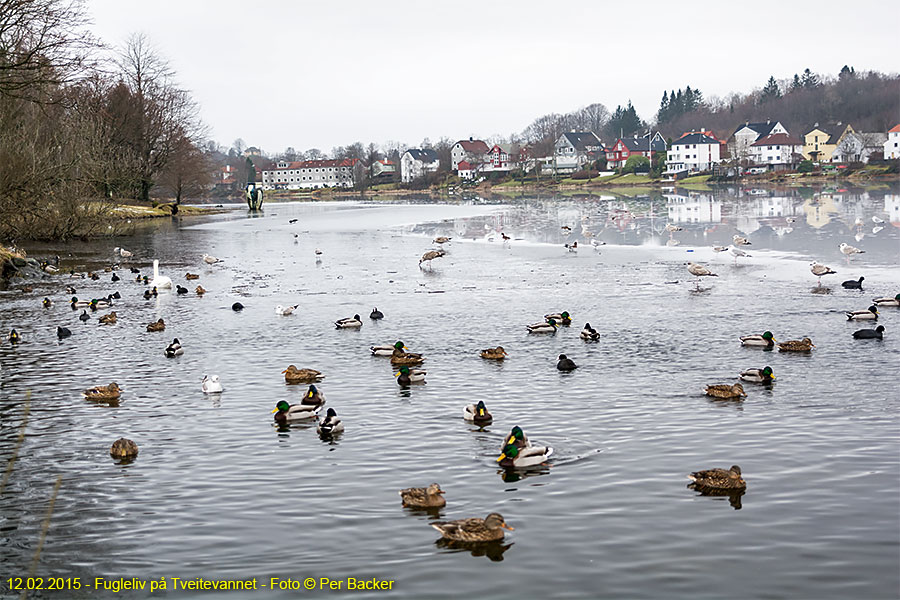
8, 328, 20, 343
480, 346, 508, 360
57, 326, 71, 339
544, 311, 572, 326
83, 382, 121, 401
400, 483, 446, 508
527, 318, 557, 334
42, 297, 52, 308
282, 365, 323, 383
872, 294, 900, 307
846, 305, 878, 321
739, 366, 774, 383
704, 383, 746, 399
497, 443, 553, 469
431, 513, 512, 542
185, 272, 200, 280
110, 438, 138, 459
335, 314, 362, 329
688, 465, 746, 490
195, 285, 206, 295
79, 310, 90, 322
396, 365, 426, 385
370, 307, 384, 320
841, 277, 864, 289
739, 331, 776, 347
176, 285, 188, 295
70, 296, 90, 308
852, 325, 884, 339
778, 338, 815, 352
146, 318, 165, 332
99, 311, 117, 325
165, 338, 184, 357
463, 400, 493, 426
317, 408, 344, 436
271, 399, 322, 423
556, 354, 577, 371
580, 323, 600, 341
371, 340, 404, 357
390, 343, 425, 365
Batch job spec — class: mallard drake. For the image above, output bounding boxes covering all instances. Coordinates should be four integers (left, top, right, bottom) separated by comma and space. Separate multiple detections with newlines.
150, 259, 172, 289
79, 310, 90, 322
497, 443, 553, 469
846, 305, 878, 320
739, 366, 775, 383
57, 326, 71, 338
463, 401, 493, 426
704, 383, 746, 399
176, 285, 188, 295
70, 296, 90, 308
99, 311, 117, 325
146, 318, 165, 332
842, 277, 864, 289
83, 382, 121, 401
778, 338, 815, 352
317, 408, 344, 435
740, 331, 776, 347
8, 328, 21, 343
433, 236, 452, 244
42, 297, 52, 308
500, 426, 530, 452
526, 318, 557, 334
302, 384, 326, 407
272, 399, 321, 423
185, 272, 200, 280
396, 365, 426, 385
195, 285, 206, 295
852, 325, 884, 339
110, 438, 138, 459
142, 275, 150, 285
400, 483, 445, 508
556, 354, 577, 371
369, 307, 384, 320
335, 314, 362, 329
431, 513, 512, 542
873, 294, 900, 307
90, 296, 112, 310
275, 304, 298, 316
391, 344, 425, 365
544, 311, 572, 326
371, 340, 404, 356
282, 365, 323, 383
201, 374, 223, 393
580, 323, 600, 341
165, 338, 184, 357
688, 465, 746, 490
480, 346, 508, 360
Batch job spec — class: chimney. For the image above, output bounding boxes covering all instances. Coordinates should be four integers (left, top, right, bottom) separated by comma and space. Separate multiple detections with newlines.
469, 136, 474, 142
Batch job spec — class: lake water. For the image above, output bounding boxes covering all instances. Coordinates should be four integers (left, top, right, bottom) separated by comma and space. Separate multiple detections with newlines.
2, 185, 899, 599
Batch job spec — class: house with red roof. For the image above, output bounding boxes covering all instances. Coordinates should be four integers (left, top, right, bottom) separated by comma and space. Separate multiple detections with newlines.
749, 133, 803, 169
883, 124, 900, 160
261, 158, 359, 190
606, 133, 666, 170
371, 159, 396, 179
451, 138, 490, 171
456, 160, 477, 180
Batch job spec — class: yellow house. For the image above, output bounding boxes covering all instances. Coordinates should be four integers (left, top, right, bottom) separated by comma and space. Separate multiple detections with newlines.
802, 124, 849, 162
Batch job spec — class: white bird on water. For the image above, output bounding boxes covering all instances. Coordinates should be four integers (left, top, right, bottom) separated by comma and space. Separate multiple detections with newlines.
202, 374, 223, 394
150, 259, 173, 289
275, 304, 298, 316
114, 247, 133, 258
202, 254, 221, 264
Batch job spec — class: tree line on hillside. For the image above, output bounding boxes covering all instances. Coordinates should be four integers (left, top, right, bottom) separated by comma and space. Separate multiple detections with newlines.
0, 0, 209, 241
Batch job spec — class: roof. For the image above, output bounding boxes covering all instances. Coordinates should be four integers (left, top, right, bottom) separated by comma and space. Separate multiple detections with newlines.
890, 124, 900, 134
455, 139, 490, 154
750, 133, 803, 147
405, 148, 439, 162
268, 158, 358, 170
457, 160, 473, 170
672, 132, 720, 146
732, 121, 780, 138
377, 159, 395, 165
618, 136, 667, 152
560, 132, 603, 151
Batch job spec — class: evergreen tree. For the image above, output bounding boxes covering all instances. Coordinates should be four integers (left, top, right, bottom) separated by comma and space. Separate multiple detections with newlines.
791, 74, 802, 92
657, 91, 669, 123
839, 65, 856, 80
801, 68, 820, 89
608, 101, 643, 137
760, 76, 781, 103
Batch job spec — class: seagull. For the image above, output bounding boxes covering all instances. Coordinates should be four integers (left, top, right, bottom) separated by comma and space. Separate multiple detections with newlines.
839, 242, 864, 258
712, 246, 729, 254
687, 262, 717, 290
733, 234, 751, 246
872, 216, 885, 224
590, 239, 604, 251
202, 254, 221, 264
419, 250, 444, 269
201, 374, 223, 394
730, 246, 752, 264
665, 224, 682, 233
288, 219, 298, 224
810, 262, 837, 286
275, 304, 298, 316
433, 236, 452, 244
315, 248, 323, 256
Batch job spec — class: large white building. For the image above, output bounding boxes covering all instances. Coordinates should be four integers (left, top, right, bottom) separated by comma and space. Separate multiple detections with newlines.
666, 132, 722, 173
729, 120, 788, 163
749, 133, 803, 168
400, 148, 439, 182
884, 124, 900, 160
450, 139, 490, 171
261, 159, 358, 190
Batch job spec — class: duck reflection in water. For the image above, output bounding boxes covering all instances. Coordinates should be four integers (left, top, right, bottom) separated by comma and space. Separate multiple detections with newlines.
435, 538, 513, 562
498, 467, 551, 483
687, 483, 745, 510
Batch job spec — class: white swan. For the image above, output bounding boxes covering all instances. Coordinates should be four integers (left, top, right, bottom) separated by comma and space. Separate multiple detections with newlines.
151, 259, 173, 289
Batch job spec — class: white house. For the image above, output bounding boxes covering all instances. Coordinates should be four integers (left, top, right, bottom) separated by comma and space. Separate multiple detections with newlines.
833, 131, 888, 163
551, 132, 604, 173
400, 148, 440, 183
665, 132, 723, 174
884, 124, 900, 160
749, 133, 803, 168
371, 159, 396, 178
729, 120, 788, 163
451, 138, 490, 171
456, 160, 477, 180
484, 143, 520, 172
261, 159, 358, 190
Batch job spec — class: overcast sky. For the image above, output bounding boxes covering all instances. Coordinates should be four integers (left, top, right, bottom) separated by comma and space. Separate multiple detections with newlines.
87, 0, 896, 154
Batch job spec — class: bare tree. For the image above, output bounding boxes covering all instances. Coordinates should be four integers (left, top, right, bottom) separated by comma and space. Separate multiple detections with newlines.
157, 133, 213, 205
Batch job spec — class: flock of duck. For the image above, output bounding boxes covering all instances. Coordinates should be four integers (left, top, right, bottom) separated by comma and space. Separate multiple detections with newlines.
3, 228, 898, 544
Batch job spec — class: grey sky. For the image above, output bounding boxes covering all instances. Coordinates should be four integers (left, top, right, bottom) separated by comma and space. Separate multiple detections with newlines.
88, 0, 896, 154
